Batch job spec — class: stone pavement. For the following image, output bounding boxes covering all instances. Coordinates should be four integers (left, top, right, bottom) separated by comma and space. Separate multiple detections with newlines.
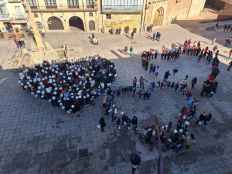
0, 24, 232, 174
177, 20, 232, 49
43, 24, 232, 65
1, 24, 231, 69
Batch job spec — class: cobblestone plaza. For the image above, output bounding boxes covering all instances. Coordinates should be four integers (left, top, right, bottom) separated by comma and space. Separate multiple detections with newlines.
0, 24, 232, 174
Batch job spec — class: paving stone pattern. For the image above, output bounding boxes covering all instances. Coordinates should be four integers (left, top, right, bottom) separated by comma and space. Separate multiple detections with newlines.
1, 24, 232, 174
0, 54, 232, 174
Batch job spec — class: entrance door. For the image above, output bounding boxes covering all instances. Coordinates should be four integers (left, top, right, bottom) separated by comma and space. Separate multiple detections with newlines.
153, 7, 164, 26
69, 16, 84, 31
47, 16, 64, 30
89, 20, 95, 31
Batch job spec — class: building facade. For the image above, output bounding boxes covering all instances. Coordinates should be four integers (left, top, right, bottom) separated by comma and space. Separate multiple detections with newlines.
25, 0, 99, 32
2, 0, 206, 34
0, 0, 27, 33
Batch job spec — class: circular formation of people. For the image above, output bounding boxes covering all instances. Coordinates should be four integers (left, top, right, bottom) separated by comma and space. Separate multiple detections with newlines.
99, 39, 223, 154
18, 56, 117, 113
18, 39, 229, 156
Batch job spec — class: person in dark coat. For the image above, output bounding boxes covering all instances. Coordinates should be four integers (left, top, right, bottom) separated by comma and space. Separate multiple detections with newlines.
130, 153, 141, 174
196, 112, 207, 125
200, 80, 211, 97
156, 32, 161, 41
191, 77, 197, 89
205, 113, 212, 125
133, 77, 137, 89
163, 70, 171, 81
174, 82, 179, 92
99, 117, 106, 132
131, 115, 138, 132
227, 61, 232, 71
172, 68, 178, 76
116, 117, 121, 129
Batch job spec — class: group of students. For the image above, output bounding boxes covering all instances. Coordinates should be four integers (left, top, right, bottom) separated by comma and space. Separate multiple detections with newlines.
97, 71, 214, 154
161, 46, 181, 61
98, 88, 139, 132
19, 56, 117, 113
117, 69, 198, 101
200, 57, 220, 97
197, 46, 220, 65
142, 86, 213, 153
141, 39, 232, 74
182, 40, 229, 73
146, 39, 221, 66
141, 50, 159, 71
223, 24, 232, 33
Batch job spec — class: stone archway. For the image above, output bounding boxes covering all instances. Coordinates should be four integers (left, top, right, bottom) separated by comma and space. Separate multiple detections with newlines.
89, 20, 95, 31
69, 16, 84, 31
153, 7, 164, 26
47, 16, 64, 30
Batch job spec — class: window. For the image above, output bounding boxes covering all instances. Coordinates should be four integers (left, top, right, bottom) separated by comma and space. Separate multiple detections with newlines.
102, 0, 144, 12
106, 13, 111, 19
45, 0, 57, 8
15, 6, 25, 19
89, 12, 93, 16
89, 20, 95, 31
0, 7, 4, 15
28, 0, 37, 8
68, 0, 79, 8
34, 13, 38, 17
0, 6, 9, 17
86, 0, 95, 8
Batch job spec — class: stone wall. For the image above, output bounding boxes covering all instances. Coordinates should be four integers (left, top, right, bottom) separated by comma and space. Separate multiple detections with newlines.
36, 11, 99, 32
101, 13, 142, 33
143, 0, 168, 28
188, 0, 206, 17
29, 0, 207, 33
166, 0, 192, 23
205, 0, 226, 11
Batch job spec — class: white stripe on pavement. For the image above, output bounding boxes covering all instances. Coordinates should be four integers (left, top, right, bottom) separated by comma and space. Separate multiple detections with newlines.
0, 78, 8, 85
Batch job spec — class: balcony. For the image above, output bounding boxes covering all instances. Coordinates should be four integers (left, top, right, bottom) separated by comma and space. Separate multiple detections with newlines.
8, 0, 21, 3
30, 5, 38, 9
86, 4, 95, 9
15, 14, 27, 20
30, 4, 97, 12
68, 4, 79, 8
102, 5, 143, 14
45, 3, 57, 8
45, 5, 57, 8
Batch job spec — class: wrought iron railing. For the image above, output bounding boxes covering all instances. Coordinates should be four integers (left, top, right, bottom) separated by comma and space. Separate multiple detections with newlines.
28, 4, 97, 10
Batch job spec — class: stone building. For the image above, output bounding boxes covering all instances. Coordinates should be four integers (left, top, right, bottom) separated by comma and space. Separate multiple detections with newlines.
205, 0, 232, 19
0, 0, 27, 33
1, 0, 207, 34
